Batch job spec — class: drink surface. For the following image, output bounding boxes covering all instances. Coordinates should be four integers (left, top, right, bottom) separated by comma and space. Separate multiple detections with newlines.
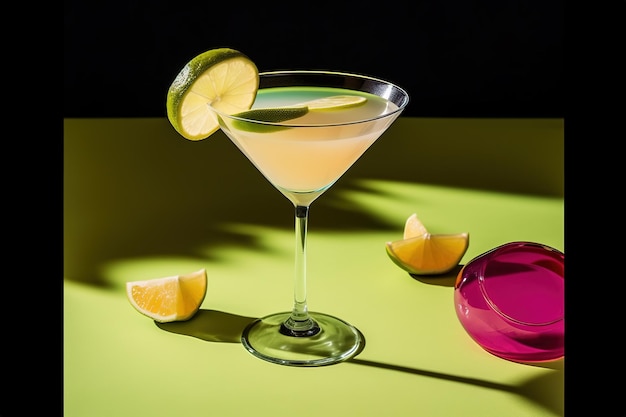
253, 87, 397, 124
220, 86, 401, 204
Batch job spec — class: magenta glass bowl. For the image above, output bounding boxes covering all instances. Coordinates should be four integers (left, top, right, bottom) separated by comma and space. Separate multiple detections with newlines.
454, 241, 564, 362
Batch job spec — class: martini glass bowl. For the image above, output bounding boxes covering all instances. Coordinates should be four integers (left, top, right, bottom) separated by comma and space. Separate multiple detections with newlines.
209, 70, 409, 366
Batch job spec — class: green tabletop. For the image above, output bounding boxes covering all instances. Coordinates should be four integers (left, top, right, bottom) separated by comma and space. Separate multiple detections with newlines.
64, 117, 564, 417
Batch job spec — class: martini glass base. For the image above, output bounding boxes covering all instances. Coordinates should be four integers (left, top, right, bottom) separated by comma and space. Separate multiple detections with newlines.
241, 311, 364, 367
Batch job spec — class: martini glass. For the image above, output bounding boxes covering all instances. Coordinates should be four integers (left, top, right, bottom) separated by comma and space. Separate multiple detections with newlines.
210, 71, 409, 366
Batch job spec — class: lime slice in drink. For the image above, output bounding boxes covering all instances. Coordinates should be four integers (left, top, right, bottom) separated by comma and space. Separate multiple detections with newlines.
233, 106, 309, 122
296, 95, 366, 110
231, 106, 309, 132
166, 48, 259, 141
229, 95, 367, 132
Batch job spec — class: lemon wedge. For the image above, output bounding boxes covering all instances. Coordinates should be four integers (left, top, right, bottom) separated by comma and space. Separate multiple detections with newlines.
386, 214, 469, 275
166, 48, 259, 141
126, 269, 207, 322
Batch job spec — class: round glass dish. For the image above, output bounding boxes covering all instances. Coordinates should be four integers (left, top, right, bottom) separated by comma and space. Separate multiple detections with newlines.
454, 241, 564, 362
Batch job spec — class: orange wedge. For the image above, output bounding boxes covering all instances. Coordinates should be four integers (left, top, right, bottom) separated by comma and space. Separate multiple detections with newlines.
386, 214, 469, 275
126, 269, 207, 322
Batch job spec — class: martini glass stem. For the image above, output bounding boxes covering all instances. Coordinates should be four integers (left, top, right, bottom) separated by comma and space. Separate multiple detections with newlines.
279, 204, 321, 337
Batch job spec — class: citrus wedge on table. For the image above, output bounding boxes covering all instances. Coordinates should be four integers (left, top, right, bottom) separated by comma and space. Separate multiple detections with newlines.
386, 213, 469, 275
166, 48, 259, 141
126, 269, 207, 322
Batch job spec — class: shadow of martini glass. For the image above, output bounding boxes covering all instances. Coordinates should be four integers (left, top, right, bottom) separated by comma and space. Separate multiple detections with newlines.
156, 309, 563, 415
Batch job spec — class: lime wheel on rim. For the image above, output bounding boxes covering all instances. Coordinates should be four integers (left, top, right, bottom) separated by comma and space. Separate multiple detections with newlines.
166, 48, 259, 141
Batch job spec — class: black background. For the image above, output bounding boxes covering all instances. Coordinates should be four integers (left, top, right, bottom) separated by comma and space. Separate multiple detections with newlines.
64, 0, 563, 118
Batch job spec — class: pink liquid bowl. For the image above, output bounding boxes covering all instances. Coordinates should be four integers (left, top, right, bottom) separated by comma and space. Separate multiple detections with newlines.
454, 241, 564, 362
